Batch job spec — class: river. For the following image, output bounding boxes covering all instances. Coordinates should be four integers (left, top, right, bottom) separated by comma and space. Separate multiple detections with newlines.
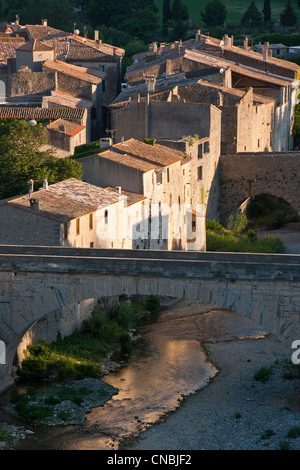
0, 301, 220, 450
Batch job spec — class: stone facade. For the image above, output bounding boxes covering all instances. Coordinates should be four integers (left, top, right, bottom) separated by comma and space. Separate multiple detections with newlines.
219, 152, 300, 222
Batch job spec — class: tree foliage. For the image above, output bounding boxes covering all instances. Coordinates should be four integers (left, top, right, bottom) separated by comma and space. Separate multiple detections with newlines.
280, 0, 298, 27
241, 1, 263, 30
262, 0, 271, 22
170, 0, 188, 22
0, 120, 82, 199
201, 0, 227, 28
163, 0, 171, 31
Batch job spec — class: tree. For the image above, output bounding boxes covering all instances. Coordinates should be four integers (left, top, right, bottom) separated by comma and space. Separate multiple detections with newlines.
201, 0, 227, 28
241, 1, 263, 30
0, 120, 82, 199
280, 0, 298, 27
120, 6, 159, 43
163, 0, 171, 32
262, 0, 271, 22
171, 0, 188, 22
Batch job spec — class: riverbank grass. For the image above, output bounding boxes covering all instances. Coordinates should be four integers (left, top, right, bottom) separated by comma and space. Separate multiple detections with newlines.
20, 296, 160, 380
206, 215, 285, 253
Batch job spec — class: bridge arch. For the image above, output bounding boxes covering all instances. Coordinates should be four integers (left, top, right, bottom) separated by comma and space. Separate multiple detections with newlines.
1, 247, 300, 392
220, 153, 300, 223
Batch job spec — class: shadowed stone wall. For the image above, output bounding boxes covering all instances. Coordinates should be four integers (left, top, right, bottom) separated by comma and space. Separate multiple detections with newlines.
0, 247, 300, 392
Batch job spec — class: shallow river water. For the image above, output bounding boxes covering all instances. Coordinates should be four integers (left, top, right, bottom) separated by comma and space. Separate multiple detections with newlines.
0, 306, 218, 450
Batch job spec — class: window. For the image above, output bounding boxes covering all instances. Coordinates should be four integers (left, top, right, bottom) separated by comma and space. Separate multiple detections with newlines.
258, 139, 260, 148
64, 223, 68, 240
90, 242, 94, 248
167, 168, 170, 183
204, 141, 210, 153
76, 218, 80, 235
89, 213, 93, 230
104, 210, 108, 224
156, 171, 163, 185
102, 80, 105, 92
197, 166, 203, 180
198, 144, 203, 159
99, 65, 105, 72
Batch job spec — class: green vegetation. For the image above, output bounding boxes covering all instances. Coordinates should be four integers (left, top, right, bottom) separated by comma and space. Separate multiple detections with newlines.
155, 0, 300, 29
20, 296, 160, 380
206, 215, 285, 253
261, 429, 276, 439
254, 365, 273, 382
0, 119, 82, 199
201, 0, 227, 28
280, 359, 300, 380
10, 379, 117, 423
278, 439, 291, 450
241, 1, 263, 31
247, 194, 300, 230
287, 425, 300, 438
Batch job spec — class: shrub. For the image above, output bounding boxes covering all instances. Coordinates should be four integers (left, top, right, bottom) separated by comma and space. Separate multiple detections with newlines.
254, 366, 272, 383
287, 426, 300, 438
108, 301, 139, 329
146, 295, 160, 314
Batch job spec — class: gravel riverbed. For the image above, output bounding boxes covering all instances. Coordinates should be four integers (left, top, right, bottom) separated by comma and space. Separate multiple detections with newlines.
121, 302, 300, 451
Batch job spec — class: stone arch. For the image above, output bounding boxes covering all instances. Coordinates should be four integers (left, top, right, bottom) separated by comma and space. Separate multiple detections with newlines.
1, 249, 300, 392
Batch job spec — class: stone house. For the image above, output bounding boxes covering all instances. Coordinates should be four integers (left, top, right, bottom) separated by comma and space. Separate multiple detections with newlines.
0, 178, 146, 250
77, 138, 208, 250
109, 77, 275, 155
15, 39, 54, 72
46, 119, 86, 155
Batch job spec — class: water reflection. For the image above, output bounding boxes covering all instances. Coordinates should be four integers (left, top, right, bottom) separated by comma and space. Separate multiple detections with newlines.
5, 312, 217, 450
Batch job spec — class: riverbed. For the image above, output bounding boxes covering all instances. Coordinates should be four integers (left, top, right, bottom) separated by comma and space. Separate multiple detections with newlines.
1, 300, 299, 450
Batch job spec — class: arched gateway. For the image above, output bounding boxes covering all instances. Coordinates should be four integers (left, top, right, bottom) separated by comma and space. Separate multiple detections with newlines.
0, 245, 300, 392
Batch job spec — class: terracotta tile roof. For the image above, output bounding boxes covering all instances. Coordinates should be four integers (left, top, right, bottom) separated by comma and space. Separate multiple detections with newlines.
25, 25, 71, 42
47, 118, 85, 136
64, 38, 120, 63
42, 59, 105, 84
110, 76, 275, 110
0, 106, 86, 120
0, 38, 25, 59
98, 138, 185, 172
184, 50, 292, 87
105, 187, 146, 206
7, 178, 122, 221
16, 39, 53, 52
42, 90, 94, 109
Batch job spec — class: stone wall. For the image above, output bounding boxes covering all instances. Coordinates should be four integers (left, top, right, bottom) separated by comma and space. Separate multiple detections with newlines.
0, 204, 61, 245
219, 152, 300, 221
0, 248, 300, 391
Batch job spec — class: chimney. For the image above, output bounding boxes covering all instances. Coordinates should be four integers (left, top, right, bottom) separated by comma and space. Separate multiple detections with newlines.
231, 35, 234, 46
116, 186, 122, 194
30, 198, 39, 211
195, 29, 201, 41
243, 37, 248, 50
263, 42, 269, 61
43, 178, 48, 190
28, 179, 34, 194
94, 30, 99, 41
223, 34, 230, 47
145, 76, 156, 92
166, 59, 172, 76
121, 136, 124, 144
152, 42, 157, 53
42, 19, 47, 26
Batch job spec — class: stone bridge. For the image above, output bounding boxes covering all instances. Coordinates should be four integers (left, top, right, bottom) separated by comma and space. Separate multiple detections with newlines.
219, 152, 300, 222
0, 245, 300, 392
